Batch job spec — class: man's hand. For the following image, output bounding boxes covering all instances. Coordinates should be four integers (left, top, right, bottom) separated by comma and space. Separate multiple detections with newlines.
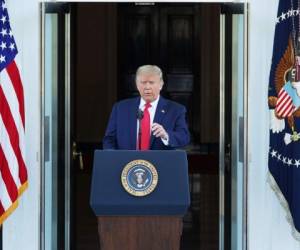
152, 123, 168, 140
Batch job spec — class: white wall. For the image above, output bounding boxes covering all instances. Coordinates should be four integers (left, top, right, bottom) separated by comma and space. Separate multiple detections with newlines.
248, 0, 300, 249
3, 1, 40, 250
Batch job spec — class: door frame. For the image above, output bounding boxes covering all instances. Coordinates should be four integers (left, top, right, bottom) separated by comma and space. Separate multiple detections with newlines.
41, 2, 249, 250
219, 3, 248, 250
41, 3, 71, 250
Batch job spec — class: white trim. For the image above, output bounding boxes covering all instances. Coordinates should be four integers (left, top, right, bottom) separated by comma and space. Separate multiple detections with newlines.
267, 172, 300, 242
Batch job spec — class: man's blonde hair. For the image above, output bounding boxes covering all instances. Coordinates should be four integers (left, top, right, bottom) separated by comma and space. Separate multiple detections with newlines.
136, 65, 163, 84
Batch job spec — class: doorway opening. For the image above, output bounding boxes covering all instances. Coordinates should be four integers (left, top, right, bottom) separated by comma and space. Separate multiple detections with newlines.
42, 2, 246, 250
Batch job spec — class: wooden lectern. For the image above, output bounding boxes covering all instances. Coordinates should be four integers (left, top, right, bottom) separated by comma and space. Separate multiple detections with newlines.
90, 150, 190, 250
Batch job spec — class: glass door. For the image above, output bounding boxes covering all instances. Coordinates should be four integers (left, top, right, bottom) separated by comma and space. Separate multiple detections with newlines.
41, 3, 71, 250
230, 12, 246, 250
219, 3, 247, 250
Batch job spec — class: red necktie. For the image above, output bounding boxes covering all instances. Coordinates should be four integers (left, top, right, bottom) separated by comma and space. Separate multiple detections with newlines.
140, 103, 151, 150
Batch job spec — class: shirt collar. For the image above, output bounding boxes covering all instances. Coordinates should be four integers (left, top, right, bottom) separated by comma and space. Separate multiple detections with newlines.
139, 96, 160, 110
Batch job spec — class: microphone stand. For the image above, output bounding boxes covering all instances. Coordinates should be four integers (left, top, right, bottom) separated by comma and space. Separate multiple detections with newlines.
137, 109, 144, 150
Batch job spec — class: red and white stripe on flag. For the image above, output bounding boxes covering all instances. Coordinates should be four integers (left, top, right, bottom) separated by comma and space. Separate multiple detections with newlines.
275, 87, 295, 118
0, 60, 28, 225
0, 0, 28, 225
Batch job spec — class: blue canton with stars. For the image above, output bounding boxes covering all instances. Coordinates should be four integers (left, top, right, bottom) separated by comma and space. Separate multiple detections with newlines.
0, 0, 17, 73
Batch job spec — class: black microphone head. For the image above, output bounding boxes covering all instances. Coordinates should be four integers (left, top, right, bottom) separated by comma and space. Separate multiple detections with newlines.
137, 109, 144, 120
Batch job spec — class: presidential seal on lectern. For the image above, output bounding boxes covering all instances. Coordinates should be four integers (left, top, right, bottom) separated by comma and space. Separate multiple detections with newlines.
121, 159, 158, 197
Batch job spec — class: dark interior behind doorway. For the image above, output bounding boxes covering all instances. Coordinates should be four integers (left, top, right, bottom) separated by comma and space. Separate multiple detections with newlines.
72, 2, 222, 250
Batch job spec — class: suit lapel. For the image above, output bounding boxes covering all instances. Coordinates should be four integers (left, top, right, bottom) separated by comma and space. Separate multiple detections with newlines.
129, 97, 140, 150
150, 97, 167, 148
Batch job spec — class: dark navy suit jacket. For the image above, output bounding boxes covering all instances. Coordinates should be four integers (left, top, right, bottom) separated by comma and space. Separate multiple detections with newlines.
102, 97, 190, 150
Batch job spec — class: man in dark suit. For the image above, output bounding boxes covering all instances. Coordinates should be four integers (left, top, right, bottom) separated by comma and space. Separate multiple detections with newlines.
103, 65, 190, 150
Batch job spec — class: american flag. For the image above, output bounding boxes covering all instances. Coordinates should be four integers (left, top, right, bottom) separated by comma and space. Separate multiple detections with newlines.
0, 0, 27, 225
275, 86, 295, 117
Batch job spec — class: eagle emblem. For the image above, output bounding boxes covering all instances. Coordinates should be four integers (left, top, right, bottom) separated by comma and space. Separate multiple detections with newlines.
268, 36, 300, 143
121, 159, 158, 197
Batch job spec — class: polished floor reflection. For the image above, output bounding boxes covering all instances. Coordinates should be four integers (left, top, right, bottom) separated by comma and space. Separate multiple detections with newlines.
75, 173, 99, 250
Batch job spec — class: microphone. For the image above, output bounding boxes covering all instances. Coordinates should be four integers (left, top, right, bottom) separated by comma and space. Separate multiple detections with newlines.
137, 109, 144, 150
137, 109, 144, 120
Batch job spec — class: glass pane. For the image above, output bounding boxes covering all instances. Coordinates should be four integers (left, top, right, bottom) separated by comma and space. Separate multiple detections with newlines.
231, 14, 244, 250
44, 13, 58, 250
